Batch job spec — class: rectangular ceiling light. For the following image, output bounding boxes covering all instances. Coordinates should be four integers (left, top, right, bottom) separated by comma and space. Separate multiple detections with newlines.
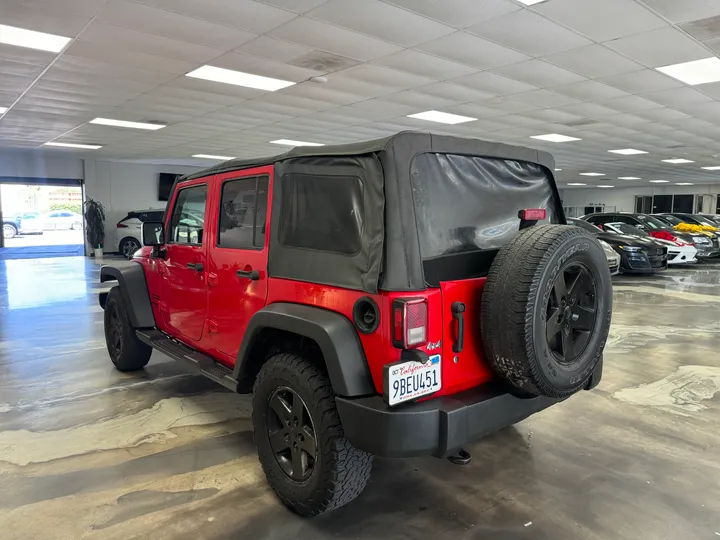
609, 148, 648, 155
407, 110, 477, 124
649, 180, 669, 183
657, 57, 720, 86
662, 158, 694, 164
676, 182, 694, 185
186, 65, 295, 91
517, 0, 548, 4
579, 172, 605, 176
270, 139, 324, 147
567, 183, 586, 186
555, 168, 562, 171
192, 154, 235, 160
619, 176, 641, 180
701, 166, 720, 170
598, 185, 614, 188
0, 24, 71, 53
43, 142, 102, 150
530, 133, 581, 143
90, 118, 165, 130
0, 106, 7, 114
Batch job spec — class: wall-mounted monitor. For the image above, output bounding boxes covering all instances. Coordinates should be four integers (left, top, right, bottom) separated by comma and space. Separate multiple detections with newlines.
158, 173, 179, 201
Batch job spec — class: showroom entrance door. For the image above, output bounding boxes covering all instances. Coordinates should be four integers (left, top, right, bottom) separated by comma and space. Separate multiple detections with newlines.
0, 177, 85, 259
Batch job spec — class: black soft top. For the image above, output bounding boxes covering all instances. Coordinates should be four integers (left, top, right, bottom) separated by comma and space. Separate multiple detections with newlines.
181, 131, 555, 181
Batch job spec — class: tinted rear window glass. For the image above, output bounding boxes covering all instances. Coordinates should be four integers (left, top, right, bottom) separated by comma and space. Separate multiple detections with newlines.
279, 173, 363, 255
410, 153, 558, 259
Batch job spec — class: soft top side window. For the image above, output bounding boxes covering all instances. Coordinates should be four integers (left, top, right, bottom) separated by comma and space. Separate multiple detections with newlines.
169, 184, 207, 245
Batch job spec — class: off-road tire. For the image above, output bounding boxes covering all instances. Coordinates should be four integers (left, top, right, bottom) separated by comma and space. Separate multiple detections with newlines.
103, 287, 152, 371
253, 353, 373, 516
481, 224, 612, 398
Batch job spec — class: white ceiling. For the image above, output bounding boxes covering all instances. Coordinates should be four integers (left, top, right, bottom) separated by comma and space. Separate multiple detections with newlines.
3, 0, 720, 189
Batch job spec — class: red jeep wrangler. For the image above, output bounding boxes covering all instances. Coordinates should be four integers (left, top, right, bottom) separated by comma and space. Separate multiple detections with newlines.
100, 132, 612, 516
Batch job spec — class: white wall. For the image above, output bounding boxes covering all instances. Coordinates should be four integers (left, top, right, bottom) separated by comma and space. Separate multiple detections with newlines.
560, 184, 720, 214
84, 160, 201, 251
0, 149, 83, 179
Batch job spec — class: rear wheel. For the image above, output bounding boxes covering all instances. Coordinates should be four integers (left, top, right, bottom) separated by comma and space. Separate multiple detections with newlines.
253, 354, 373, 516
3, 224, 17, 239
104, 287, 152, 371
481, 224, 612, 398
120, 237, 142, 259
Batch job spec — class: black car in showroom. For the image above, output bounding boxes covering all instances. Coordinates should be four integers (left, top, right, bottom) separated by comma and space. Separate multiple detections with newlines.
582, 211, 717, 258
569, 218, 668, 274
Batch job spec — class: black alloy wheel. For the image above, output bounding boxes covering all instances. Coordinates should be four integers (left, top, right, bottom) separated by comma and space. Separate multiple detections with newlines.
267, 387, 317, 482
545, 262, 598, 364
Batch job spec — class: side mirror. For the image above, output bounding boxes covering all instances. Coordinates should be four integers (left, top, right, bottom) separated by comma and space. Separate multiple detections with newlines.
143, 221, 165, 246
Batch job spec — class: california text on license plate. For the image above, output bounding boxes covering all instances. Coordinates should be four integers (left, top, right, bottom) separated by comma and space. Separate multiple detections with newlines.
386, 355, 441, 406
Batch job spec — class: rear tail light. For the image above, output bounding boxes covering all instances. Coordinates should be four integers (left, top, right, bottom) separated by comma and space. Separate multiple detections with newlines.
117, 222, 128, 228
519, 208, 547, 221
392, 298, 428, 349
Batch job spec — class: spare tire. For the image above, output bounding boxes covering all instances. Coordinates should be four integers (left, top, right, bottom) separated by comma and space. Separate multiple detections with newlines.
480, 224, 612, 398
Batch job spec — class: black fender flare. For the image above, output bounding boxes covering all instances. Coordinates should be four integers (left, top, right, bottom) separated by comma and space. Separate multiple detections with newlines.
235, 303, 375, 397
99, 263, 156, 328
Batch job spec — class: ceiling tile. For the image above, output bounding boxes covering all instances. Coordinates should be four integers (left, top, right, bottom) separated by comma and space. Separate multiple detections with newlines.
640, 0, 720, 23
600, 69, 683, 93
372, 90, 460, 110
373, 50, 478, 80
493, 60, 586, 87
468, 9, 591, 56
383, 0, 520, 28
534, 0, 667, 41
512, 89, 583, 107
5, 0, 106, 18
641, 87, 715, 107
257, 0, 329, 14
306, 0, 454, 47
132, 0, 296, 33
78, 21, 225, 64
450, 72, 538, 95
334, 64, 437, 90
416, 32, 530, 70
0, 59, 46, 78
475, 97, 540, 114
268, 17, 402, 61
543, 45, 643, 79
635, 108, 691, 122
679, 15, 720, 41
553, 80, 629, 101
1, 2, 91, 36
604, 27, 711, 67
0, 43, 57, 68
210, 52, 322, 81
414, 82, 496, 102
600, 95, 664, 112
97, 0, 256, 49
63, 40, 197, 75
234, 37, 314, 63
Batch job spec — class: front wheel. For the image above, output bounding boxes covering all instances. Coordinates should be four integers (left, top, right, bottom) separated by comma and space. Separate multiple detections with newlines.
3, 224, 17, 239
253, 354, 373, 516
104, 287, 152, 371
71, 221, 83, 230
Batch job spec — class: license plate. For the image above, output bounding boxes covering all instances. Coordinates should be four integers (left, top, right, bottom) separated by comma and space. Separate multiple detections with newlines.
385, 355, 441, 406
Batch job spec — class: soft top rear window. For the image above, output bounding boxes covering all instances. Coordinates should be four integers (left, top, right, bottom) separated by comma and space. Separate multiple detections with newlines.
410, 153, 559, 260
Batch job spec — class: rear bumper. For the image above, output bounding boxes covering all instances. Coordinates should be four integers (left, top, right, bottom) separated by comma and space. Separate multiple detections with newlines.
337, 357, 603, 458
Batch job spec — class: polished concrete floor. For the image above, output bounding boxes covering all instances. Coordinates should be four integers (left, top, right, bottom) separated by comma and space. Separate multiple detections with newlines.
0, 257, 718, 540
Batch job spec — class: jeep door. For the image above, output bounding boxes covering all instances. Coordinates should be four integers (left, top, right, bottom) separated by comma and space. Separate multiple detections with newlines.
206, 167, 271, 362
161, 180, 210, 342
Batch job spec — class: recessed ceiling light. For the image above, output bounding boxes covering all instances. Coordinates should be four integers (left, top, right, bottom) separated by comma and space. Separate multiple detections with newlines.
186, 65, 295, 91
662, 158, 694, 164
649, 180, 669, 183
43, 142, 102, 150
598, 185, 614, 188
192, 154, 235, 160
407, 110, 477, 124
530, 133, 582, 143
555, 168, 562, 171
0, 107, 7, 114
90, 118, 165, 130
567, 183, 586, 186
517, 0, 548, 4
579, 172, 605, 176
676, 182, 694, 186
701, 166, 720, 170
270, 139, 325, 147
0, 24, 70, 53
656, 57, 720, 86
608, 148, 648, 155
618, 177, 641, 180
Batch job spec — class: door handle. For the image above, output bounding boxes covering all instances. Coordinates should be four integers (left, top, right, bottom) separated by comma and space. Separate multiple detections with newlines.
187, 262, 204, 272
451, 301, 465, 353
236, 269, 260, 280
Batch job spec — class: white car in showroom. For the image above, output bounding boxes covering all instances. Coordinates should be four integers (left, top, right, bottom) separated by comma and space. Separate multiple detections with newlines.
115, 209, 165, 258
